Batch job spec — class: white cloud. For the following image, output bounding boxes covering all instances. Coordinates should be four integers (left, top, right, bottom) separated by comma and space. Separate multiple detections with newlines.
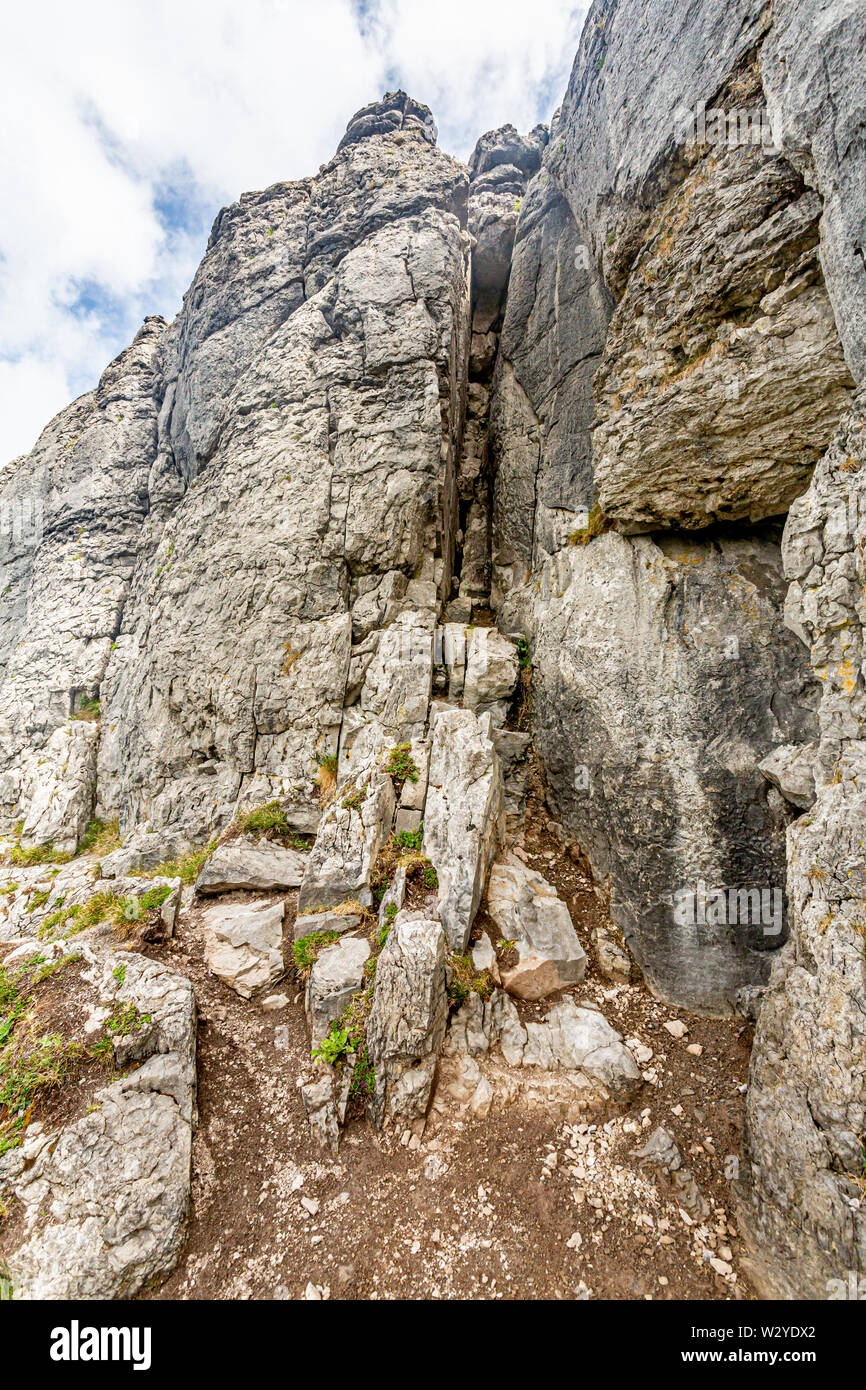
0, 0, 586, 463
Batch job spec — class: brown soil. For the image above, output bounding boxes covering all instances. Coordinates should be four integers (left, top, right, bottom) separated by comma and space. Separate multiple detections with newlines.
140, 792, 755, 1302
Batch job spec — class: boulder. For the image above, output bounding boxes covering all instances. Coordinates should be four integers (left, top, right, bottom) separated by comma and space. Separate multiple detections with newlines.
200, 897, 285, 998
195, 840, 307, 894
298, 763, 395, 913
487, 854, 587, 1000
306, 934, 371, 1046
423, 707, 504, 951
366, 911, 447, 1130
758, 742, 817, 810
463, 628, 520, 711
522, 1000, 642, 1101
293, 910, 361, 942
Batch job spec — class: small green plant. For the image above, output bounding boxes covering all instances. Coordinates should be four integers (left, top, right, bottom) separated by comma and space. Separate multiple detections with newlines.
149, 837, 217, 885
112, 964, 127, 987
0, 882, 19, 896
385, 743, 419, 791
422, 861, 438, 890
447, 954, 495, 1007
27, 890, 51, 913
291, 930, 341, 975
72, 697, 101, 723
515, 636, 531, 670
395, 822, 424, 852
348, 1044, 376, 1101
341, 782, 367, 812
10, 842, 72, 868
139, 885, 172, 912
311, 1021, 351, 1066
79, 817, 121, 857
103, 1001, 151, 1040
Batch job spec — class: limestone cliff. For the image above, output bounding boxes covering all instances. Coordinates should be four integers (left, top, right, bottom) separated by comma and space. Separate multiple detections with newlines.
1, 1, 865, 1302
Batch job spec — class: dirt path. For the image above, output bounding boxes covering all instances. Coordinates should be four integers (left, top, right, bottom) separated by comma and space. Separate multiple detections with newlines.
142, 803, 755, 1302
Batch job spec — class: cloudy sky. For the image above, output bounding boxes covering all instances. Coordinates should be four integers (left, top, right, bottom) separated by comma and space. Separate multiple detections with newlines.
0, 0, 588, 464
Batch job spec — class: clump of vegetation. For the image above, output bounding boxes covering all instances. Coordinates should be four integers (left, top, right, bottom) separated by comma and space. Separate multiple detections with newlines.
149, 837, 218, 886
27, 889, 51, 913
341, 781, 367, 812
0, 954, 82, 1156
568, 503, 609, 547
9, 842, 72, 868
39, 885, 170, 942
446, 953, 495, 1008
311, 984, 378, 1108
282, 645, 301, 675
514, 636, 532, 671
291, 929, 341, 976
316, 754, 339, 804
234, 801, 310, 851
72, 697, 101, 723
395, 822, 424, 852
79, 817, 121, 858
311, 1021, 351, 1067
385, 743, 419, 793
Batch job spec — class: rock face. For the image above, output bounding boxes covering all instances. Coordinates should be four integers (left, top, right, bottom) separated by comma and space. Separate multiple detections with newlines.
737, 390, 866, 1297
306, 934, 371, 1046
530, 528, 816, 1010
366, 911, 447, 1130
1, 945, 196, 1300
3, 0, 866, 1305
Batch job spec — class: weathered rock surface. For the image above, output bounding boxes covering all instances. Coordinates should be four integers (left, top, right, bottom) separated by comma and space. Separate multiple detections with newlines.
487, 854, 587, 1000
738, 390, 866, 1297
298, 761, 394, 912
366, 911, 447, 1130
195, 840, 306, 894
0, 320, 165, 849
592, 131, 854, 531
446, 990, 641, 1102
423, 707, 504, 951
530, 528, 817, 1010
306, 934, 370, 1046
1, 945, 196, 1299
200, 897, 285, 998
292, 909, 361, 942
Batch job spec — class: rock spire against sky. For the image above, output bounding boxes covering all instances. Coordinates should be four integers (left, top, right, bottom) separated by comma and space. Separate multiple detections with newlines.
0, 0, 587, 463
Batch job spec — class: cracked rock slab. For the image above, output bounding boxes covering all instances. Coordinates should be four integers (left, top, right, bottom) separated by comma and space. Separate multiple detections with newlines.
200, 897, 285, 998
195, 840, 307, 895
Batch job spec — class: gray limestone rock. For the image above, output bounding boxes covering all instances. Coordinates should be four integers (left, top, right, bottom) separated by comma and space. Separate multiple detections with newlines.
423, 707, 505, 951
1, 946, 196, 1299
487, 854, 587, 1000
366, 911, 447, 1130
194, 839, 307, 894
200, 897, 285, 998
306, 934, 371, 1047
